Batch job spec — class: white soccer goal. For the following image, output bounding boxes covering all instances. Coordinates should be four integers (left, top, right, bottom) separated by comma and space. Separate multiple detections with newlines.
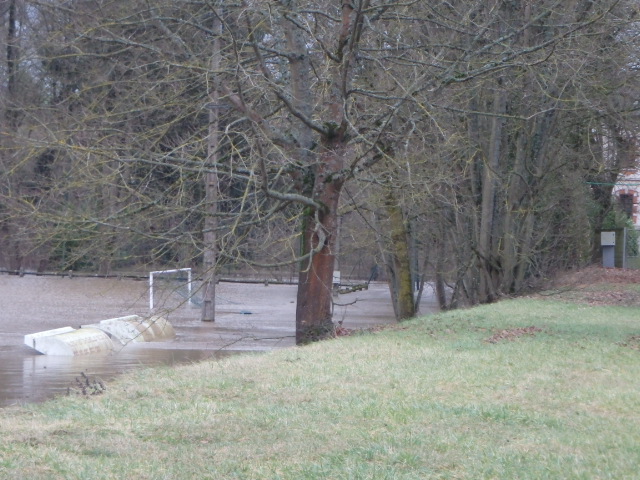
149, 268, 193, 311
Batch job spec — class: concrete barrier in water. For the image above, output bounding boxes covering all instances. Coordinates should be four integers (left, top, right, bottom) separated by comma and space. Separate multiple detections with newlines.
85, 315, 175, 345
24, 316, 175, 355
24, 327, 114, 356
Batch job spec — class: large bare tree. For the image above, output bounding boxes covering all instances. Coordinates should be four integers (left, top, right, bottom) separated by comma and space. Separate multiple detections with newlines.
1, 0, 638, 343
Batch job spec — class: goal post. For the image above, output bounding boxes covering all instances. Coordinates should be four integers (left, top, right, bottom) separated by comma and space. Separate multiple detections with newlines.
149, 268, 193, 311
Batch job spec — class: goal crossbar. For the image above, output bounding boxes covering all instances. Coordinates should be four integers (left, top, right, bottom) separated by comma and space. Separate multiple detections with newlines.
149, 268, 193, 310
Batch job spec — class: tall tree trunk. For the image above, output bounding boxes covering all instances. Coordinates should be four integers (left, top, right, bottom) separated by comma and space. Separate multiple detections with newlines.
499, 4, 547, 294
385, 193, 415, 321
292, 0, 361, 342
98, 159, 118, 276
434, 226, 449, 310
201, 13, 221, 322
477, 81, 506, 302
295, 139, 345, 343
3, 0, 21, 272
6, 0, 17, 130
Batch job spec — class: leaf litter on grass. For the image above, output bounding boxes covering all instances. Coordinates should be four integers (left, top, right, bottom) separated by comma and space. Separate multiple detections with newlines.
540, 266, 640, 307
618, 335, 640, 351
484, 326, 543, 344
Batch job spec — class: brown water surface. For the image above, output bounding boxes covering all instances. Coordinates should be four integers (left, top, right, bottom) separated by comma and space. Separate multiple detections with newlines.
0, 274, 436, 407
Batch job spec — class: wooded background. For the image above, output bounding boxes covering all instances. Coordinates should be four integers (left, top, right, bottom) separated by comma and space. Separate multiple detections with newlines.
0, 0, 638, 342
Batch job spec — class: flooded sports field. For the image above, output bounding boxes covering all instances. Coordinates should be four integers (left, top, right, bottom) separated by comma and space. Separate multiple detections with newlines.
0, 274, 437, 407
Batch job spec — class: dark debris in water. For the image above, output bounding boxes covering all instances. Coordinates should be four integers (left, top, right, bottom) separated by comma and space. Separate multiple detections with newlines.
67, 371, 107, 397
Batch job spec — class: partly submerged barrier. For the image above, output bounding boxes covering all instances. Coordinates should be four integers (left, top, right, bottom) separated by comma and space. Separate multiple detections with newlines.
24, 327, 114, 356
83, 315, 175, 345
24, 315, 175, 356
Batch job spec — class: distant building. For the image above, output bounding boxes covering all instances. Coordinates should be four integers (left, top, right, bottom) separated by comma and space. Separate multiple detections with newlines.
613, 169, 640, 228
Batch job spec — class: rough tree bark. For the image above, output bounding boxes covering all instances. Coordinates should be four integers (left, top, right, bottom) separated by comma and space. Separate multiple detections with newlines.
384, 192, 415, 321
201, 11, 222, 322
295, 138, 346, 343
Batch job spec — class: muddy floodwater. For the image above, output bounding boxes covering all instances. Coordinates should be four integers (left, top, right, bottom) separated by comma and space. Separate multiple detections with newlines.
0, 274, 437, 407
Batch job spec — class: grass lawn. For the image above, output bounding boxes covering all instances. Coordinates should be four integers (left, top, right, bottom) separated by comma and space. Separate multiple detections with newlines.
1, 294, 639, 479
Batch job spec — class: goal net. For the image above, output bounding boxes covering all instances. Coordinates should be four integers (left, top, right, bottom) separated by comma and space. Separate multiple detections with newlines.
149, 268, 196, 312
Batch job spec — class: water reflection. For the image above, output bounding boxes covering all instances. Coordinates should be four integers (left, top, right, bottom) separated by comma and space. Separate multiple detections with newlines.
0, 277, 429, 408
0, 346, 236, 407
